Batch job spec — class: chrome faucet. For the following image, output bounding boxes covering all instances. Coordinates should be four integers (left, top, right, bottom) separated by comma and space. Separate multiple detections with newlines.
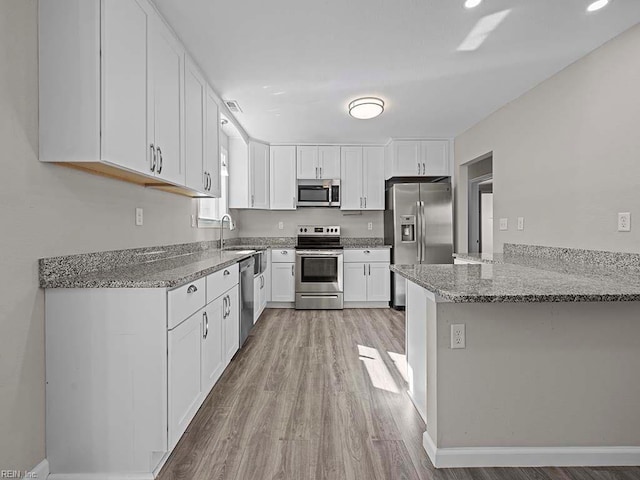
220, 214, 234, 251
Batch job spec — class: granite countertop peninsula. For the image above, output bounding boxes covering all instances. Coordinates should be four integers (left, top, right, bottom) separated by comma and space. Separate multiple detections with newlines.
393, 244, 640, 303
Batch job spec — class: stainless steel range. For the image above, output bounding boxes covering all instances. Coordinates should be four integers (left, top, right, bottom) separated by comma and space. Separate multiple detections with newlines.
295, 225, 344, 310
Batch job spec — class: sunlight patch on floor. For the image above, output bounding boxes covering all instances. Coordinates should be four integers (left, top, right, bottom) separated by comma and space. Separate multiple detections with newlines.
358, 344, 399, 393
387, 351, 409, 383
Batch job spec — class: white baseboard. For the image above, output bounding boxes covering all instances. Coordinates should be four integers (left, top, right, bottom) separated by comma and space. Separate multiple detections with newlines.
24, 459, 49, 479
48, 474, 153, 480
423, 431, 640, 468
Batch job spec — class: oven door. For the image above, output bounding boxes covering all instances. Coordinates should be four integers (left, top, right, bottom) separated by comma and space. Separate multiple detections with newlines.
295, 250, 344, 294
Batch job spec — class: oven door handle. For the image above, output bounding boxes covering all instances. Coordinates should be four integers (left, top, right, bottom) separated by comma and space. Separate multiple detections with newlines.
295, 250, 343, 256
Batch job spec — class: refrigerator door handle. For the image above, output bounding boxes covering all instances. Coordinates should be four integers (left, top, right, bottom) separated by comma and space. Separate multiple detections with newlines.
420, 201, 427, 263
416, 201, 422, 262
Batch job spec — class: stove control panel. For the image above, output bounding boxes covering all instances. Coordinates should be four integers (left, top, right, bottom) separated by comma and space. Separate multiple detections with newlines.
297, 226, 341, 235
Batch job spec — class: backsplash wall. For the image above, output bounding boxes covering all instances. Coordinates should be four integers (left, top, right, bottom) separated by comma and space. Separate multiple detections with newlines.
233, 209, 384, 238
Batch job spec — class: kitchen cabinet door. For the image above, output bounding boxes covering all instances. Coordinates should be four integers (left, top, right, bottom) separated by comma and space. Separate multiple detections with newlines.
149, 19, 184, 185
344, 262, 367, 302
367, 263, 391, 302
224, 286, 239, 364
421, 140, 450, 176
253, 275, 261, 323
297, 146, 318, 179
168, 310, 202, 449
394, 141, 421, 177
184, 57, 206, 193
101, 0, 150, 174
362, 146, 385, 210
271, 263, 295, 302
249, 141, 270, 209
406, 280, 427, 422
340, 147, 363, 210
318, 146, 341, 179
205, 87, 221, 197
201, 299, 223, 395
270, 146, 297, 210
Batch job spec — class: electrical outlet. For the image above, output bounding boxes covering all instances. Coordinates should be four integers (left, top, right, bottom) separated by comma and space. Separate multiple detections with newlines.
278, 221, 284, 230
191, 215, 196, 228
499, 218, 508, 231
368, 222, 373, 231
618, 212, 631, 232
517, 217, 525, 231
135, 208, 143, 226
451, 324, 466, 349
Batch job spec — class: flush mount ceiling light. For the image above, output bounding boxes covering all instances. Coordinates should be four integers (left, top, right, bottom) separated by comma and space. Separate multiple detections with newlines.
348, 97, 384, 120
464, 0, 482, 8
587, 0, 609, 12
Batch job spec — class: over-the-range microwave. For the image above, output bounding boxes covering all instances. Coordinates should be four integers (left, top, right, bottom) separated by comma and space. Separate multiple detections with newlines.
297, 179, 340, 207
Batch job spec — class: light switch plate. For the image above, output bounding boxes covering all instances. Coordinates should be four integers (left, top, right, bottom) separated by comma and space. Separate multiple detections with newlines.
135, 208, 143, 226
499, 218, 508, 231
278, 221, 284, 230
368, 222, 373, 231
517, 217, 524, 231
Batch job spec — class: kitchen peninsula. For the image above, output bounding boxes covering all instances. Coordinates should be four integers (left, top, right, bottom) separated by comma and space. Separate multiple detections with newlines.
391, 244, 640, 469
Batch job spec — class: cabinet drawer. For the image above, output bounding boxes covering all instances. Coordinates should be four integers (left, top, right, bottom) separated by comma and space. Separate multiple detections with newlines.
344, 249, 390, 263
271, 249, 295, 263
206, 263, 239, 303
168, 277, 206, 330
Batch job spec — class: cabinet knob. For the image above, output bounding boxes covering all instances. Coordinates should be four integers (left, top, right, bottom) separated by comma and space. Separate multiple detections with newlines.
224, 270, 230, 276
187, 284, 198, 294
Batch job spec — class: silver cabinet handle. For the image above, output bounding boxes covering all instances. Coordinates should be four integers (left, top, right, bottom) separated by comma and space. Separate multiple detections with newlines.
364, 250, 370, 254
291, 265, 295, 276
363, 264, 366, 276
187, 284, 198, 294
315, 167, 318, 178
157, 147, 163, 174
282, 250, 288, 255
203, 311, 209, 338
251, 194, 255, 207
223, 270, 230, 276
369, 264, 371, 276
226, 294, 231, 317
422, 163, 426, 175
417, 161, 420, 174
319, 166, 322, 178
364, 197, 367, 208
222, 296, 227, 319
150, 144, 156, 172
360, 197, 363, 208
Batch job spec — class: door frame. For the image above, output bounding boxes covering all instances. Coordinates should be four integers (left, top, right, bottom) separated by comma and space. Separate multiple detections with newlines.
468, 173, 493, 253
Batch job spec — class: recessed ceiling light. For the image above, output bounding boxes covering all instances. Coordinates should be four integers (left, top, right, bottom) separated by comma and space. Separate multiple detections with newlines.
587, 0, 609, 12
348, 97, 385, 120
464, 0, 482, 8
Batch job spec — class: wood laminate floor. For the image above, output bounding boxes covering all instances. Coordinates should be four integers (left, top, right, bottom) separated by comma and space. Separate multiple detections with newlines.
157, 308, 640, 480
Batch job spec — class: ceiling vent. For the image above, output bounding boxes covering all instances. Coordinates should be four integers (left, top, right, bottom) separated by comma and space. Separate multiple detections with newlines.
224, 100, 242, 113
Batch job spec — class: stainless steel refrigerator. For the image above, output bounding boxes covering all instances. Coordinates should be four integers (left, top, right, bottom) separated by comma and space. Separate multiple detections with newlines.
384, 181, 453, 308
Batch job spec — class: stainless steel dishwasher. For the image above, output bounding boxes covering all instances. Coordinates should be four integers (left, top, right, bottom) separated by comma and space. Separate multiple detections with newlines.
239, 257, 255, 347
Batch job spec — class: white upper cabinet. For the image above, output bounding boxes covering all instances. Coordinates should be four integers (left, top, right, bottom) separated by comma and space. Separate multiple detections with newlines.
391, 140, 451, 177
296, 146, 340, 179
249, 141, 270, 209
318, 146, 341, 179
421, 140, 450, 177
205, 87, 221, 197
296, 146, 319, 179
270, 146, 297, 210
184, 57, 207, 193
148, 18, 184, 185
340, 146, 385, 210
340, 147, 364, 210
101, 0, 151, 174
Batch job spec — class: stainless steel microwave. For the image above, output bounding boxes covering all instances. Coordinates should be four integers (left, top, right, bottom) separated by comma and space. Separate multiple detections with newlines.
297, 179, 340, 207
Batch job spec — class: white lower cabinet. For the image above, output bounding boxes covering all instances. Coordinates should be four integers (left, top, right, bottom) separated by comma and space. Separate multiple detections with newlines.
168, 310, 203, 449
343, 249, 390, 304
271, 262, 295, 302
223, 285, 240, 364
201, 298, 224, 397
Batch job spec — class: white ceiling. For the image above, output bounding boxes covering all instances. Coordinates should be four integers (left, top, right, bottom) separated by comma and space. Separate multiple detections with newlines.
153, 0, 640, 144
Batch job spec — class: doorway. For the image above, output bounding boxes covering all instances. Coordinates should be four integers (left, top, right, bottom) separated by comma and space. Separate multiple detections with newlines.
466, 155, 493, 254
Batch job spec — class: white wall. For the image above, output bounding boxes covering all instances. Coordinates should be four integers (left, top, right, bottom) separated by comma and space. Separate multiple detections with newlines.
455, 23, 640, 254
235, 209, 384, 238
0, 1, 218, 471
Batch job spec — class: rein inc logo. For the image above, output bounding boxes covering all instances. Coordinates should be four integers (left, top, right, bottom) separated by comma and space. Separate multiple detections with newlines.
1, 471, 38, 478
